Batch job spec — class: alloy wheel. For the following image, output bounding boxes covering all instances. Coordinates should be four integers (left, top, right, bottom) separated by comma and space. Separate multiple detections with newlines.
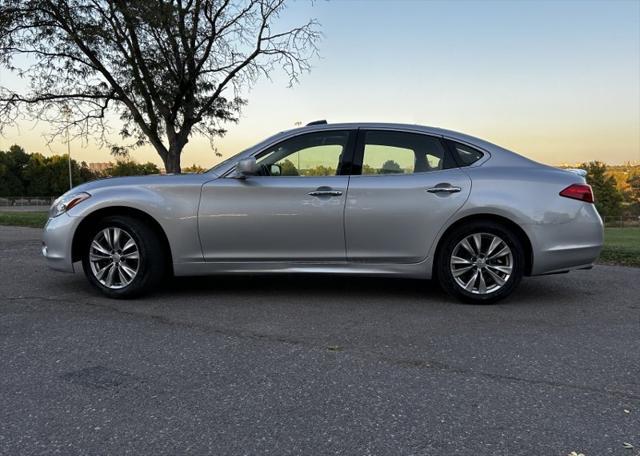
450, 232, 513, 295
89, 227, 140, 289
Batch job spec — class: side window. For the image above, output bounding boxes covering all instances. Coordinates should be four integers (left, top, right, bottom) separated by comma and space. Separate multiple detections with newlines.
360, 131, 450, 175
451, 142, 484, 166
256, 131, 350, 177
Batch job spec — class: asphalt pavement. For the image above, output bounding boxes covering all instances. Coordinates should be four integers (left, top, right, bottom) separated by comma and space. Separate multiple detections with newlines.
1, 225, 638, 455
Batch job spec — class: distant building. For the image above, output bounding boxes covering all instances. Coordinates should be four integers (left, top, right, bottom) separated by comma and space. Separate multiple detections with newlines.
88, 162, 111, 173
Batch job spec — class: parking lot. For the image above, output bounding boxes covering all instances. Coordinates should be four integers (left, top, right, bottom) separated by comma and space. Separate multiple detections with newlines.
1, 225, 639, 455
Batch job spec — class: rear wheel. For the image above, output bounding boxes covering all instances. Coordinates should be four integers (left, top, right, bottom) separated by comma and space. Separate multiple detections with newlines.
82, 215, 166, 298
436, 221, 524, 304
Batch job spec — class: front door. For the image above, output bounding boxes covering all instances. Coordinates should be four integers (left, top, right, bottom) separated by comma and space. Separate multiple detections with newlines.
199, 130, 355, 262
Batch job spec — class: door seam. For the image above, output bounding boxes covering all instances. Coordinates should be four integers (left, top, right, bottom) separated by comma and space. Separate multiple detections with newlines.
342, 175, 350, 262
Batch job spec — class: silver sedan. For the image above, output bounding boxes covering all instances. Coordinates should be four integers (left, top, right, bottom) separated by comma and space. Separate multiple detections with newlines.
42, 122, 603, 303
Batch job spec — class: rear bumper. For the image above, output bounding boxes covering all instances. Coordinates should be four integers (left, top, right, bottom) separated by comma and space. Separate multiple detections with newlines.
531, 245, 602, 275
525, 205, 604, 275
42, 213, 80, 272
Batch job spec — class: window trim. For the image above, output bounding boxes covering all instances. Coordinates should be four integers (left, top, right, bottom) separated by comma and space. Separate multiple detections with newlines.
351, 129, 457, 176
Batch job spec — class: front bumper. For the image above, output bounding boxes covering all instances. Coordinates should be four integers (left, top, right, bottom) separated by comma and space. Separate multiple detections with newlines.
42, 213, 81, 272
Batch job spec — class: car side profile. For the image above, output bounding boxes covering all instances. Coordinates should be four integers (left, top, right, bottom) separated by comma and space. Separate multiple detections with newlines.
42, 122, 604, 303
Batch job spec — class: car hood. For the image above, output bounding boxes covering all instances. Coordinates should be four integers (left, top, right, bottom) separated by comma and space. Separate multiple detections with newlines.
64, 173, 215, 196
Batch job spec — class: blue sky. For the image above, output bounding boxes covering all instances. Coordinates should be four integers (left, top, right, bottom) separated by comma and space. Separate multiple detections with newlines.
1, 0, 639, 166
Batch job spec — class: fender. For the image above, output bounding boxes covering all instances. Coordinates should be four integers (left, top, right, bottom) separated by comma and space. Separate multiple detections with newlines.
66, 175, 207, 264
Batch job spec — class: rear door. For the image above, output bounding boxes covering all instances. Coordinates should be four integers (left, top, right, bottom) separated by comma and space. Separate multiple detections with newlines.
344, 129, 471, 263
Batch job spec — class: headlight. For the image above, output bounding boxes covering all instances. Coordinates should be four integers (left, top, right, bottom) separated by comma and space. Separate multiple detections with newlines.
49, 192, 91, 218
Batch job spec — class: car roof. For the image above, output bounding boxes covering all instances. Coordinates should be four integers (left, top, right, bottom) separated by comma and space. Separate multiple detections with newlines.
281, 122, 484, 145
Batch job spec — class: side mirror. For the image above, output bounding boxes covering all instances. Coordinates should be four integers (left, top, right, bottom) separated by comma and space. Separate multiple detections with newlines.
235, 157, 259, 177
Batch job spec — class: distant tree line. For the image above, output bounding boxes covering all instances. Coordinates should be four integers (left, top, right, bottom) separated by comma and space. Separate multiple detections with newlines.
577, 161, 640, 218
277, 159, 403, 177
0, 144, 165, 197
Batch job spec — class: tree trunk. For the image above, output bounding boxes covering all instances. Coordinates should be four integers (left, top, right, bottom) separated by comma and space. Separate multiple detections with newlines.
161, 129, 190, 174
163, 152, 181, 174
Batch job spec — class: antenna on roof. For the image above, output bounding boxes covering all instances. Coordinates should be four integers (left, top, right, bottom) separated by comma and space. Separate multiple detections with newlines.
306, 120, 327, 126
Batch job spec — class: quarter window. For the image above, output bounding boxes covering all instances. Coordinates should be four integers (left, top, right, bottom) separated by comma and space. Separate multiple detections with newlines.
451, 142, 484, 166
256, 131, 350, 177
360, 131, 450, 175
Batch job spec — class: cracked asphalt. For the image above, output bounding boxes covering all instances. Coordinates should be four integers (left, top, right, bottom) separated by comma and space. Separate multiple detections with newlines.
1, 225, 639, 455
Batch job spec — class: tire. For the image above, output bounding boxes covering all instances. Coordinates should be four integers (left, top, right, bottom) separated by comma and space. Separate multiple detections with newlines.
436, 221, 525, 304
81, 215, 166, 299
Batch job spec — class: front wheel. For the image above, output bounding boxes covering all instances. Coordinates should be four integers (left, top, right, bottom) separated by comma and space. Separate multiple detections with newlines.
436, 221, 525, 304
81, 215, 166, 298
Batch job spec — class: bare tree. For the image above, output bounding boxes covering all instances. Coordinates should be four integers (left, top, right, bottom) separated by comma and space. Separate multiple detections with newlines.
0, 0, 320, 173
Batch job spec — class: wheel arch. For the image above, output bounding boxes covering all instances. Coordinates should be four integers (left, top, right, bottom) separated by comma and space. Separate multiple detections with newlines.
433, 213, 534, 276
71, 206, 174, 275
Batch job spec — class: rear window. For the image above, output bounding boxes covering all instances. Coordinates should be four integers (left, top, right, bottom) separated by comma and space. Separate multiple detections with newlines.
451, 142, 484, 166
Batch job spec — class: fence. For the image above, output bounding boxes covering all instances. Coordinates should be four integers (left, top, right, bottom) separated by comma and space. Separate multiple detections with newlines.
0, 196, 57, 207
602, 216, 640, 228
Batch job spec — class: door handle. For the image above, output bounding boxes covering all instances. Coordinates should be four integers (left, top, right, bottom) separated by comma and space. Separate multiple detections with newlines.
426, 185, 461, 194
308, 190, 343, 197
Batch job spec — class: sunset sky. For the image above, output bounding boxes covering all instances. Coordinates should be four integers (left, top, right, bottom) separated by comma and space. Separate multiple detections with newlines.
1, 0, 639, 167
